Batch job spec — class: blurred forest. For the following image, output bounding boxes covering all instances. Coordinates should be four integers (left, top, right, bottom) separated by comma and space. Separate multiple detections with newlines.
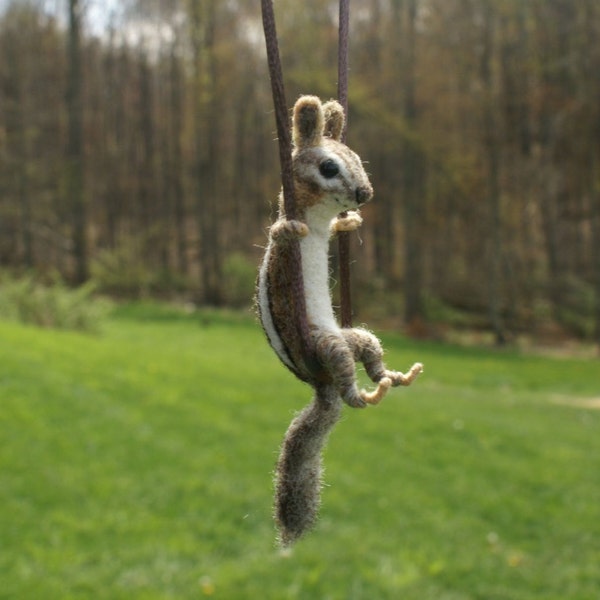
0, 0, 599, 346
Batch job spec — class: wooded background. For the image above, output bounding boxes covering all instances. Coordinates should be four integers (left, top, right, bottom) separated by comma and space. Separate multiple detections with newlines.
1, 0, 599, 346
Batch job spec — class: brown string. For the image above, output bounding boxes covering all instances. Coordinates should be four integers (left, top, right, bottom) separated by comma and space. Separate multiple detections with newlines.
260, 0, 316, 370
337, 0, 353, 328
260, 0, 353, 366
338, 0, 350, 144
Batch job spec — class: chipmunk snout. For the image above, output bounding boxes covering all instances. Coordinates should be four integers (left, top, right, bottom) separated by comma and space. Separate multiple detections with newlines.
355, 186, 373, 206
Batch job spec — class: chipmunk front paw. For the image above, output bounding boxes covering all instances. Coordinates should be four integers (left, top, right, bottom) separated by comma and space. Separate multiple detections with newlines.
332, 211, 362, 233
271, 219, 309, 241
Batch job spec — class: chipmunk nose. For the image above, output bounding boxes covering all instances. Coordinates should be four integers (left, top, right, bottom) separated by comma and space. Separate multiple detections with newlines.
355, 185, 373, 205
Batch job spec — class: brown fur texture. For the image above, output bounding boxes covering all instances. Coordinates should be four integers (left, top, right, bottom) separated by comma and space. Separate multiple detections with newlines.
274, 385, 342, 548
257, 96, 423, 547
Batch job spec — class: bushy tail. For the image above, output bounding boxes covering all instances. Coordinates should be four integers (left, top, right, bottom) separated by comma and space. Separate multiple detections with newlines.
274, 385, 342, 548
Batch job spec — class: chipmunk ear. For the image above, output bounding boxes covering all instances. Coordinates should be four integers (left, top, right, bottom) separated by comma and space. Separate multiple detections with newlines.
292, 96, 324, 149
322, 100, 345, 141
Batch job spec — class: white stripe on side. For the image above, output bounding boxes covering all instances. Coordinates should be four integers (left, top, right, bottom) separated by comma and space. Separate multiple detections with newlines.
257, 243, 297, 373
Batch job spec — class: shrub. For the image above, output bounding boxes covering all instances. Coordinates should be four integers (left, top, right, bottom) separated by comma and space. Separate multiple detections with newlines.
222, 252, 257, 308
90, 240, 160, 298
90, 238, 193, 298
0, 272, 111, 333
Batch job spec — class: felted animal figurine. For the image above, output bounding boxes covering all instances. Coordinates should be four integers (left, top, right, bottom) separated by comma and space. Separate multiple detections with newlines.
256, 95, 423, 548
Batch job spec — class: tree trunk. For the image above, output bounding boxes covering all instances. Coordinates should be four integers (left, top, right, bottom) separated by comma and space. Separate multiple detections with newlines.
190, 0, 222, 305
136, 52, 161, 265
584, 1, 600, 350
481, 1, 506, 345
169, 47, 188, 275
66, 0, 87, 283
400, 0, 426, 327
4, 39, 33, 267
591, 147, 600, 350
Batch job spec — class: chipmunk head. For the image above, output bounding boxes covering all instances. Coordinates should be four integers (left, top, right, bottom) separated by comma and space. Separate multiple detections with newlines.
290, 95, 373, 217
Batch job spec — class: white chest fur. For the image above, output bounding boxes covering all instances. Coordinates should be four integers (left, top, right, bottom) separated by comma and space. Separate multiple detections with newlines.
300, 205, 338, 332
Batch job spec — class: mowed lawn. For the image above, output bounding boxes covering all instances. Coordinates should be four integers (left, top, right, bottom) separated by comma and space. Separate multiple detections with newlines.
1, 303, 599, 599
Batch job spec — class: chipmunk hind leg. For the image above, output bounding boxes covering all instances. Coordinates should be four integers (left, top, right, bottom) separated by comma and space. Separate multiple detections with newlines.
342, 327, 424, 389
313, 330, 366, 408
341, 328, 387, 381
313, 329, 391, 407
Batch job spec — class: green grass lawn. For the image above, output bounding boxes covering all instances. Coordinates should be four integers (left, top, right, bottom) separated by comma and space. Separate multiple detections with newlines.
1, 303, 599, 599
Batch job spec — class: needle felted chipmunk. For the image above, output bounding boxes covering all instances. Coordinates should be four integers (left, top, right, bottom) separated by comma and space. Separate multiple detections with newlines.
257, 95, 423, 548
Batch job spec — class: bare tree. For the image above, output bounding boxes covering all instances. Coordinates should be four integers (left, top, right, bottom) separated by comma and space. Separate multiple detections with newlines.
189, 0, 222, 304
400, 0, 426, 328
66, 0, 87, 282
1, 7, 32, 267
480, 0, 506, 345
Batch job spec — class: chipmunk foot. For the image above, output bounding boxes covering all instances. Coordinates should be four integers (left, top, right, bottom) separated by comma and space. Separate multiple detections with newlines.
387, 363, 424, 387
360, 376, 392, 405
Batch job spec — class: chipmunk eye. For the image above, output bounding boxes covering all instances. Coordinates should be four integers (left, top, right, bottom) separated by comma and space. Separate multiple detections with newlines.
319, 159, 339, 179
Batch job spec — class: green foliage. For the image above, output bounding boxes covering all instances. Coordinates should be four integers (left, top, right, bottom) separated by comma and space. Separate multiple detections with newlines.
0, 306, 598, 598
90, 240, 160, 297
423, 294, 486, 329
352, 275, 405, 324
555, 275, 596, 339
222, 252, 257, 308
90, 239, 192, 298
0, 272, 110, 332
